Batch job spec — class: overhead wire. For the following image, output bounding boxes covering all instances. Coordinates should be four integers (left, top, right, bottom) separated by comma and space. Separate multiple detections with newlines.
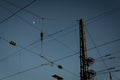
0, 0, 37, 25
2, 0, 120, 59
0, 4, 78, 63
0, 36, 79, 79
86, 26, 120, 79
87, 38, 120, 51
0, 22, 77, 64
0, 23, 119, 80
0, 30, 120, 74
97, 68, 120, 75
0, 25, 78, 63
94, 53, 116, 62
1, 0, 79, 53
95, 57, 116, 62
3, 0, 77, 22
0, 63, 51, 80
0, 29, 120, 63
0, 3, 40, 31
44, 29, 78, 53
5, 0, 120, 24
1, 0, 120, 29
3, 0, 120, 24
86, 7, 120, 25
0, 38, 40, 62
11, 3, 120, 70
86, 27, 108, 75
0, 0, 120, 79
18, 39, 80, 77
112, 74, 120, 80
96, 64, 120, 77
1, 0, 79, 54
40, 18, 44, 56
0, 60, 80, 80
19, 46, 119, 64
86, 28, 110, 68
52, 52, 79, 62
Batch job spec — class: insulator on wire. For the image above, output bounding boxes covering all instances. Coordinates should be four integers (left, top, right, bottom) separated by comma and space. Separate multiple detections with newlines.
87, 70, 96, 79
57, 65, 63, 69
52, 74, 64, 80
87, 57, 95, 66
40, 32, 44, 42
9, 41, 16, 46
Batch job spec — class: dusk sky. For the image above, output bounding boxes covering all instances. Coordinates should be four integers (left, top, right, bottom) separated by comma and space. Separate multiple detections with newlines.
0, 0, 120, 80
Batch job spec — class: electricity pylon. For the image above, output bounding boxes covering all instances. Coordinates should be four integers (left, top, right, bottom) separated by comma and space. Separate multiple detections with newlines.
79, 19, 96, 80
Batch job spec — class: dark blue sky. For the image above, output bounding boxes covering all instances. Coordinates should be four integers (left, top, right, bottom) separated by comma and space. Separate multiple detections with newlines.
0, 0, 120, 80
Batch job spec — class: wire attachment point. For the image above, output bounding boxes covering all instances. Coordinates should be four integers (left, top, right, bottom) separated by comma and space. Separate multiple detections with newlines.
9, 41, 16, 46
40, 32, 44, 42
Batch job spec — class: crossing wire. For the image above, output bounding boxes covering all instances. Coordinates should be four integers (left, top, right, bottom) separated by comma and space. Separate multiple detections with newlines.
87, 38, 120, 51
0, 63, 50, 80
1, 1, 120, 79
3, 0, 120, 23
86, 7, 120, 25
0, 36, 80, 79
86, 27, 120, 80
3, 0, 77, 22
0, 33, 120, 65
86, 28, 108, 71
2, 0, 120, 62
1, 0, 120, 62
0, 26, 77, 63
3, 0, 119, 23
0, 0, 79, 56
0, 27, 120, 80
0, 3, 78, 63
0, 0, 37, 25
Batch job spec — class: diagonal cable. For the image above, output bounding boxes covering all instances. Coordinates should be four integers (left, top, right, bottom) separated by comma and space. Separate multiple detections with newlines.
0, 0, 37, 25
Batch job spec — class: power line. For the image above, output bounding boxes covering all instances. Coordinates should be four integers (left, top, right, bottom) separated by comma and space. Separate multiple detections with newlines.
0, 61, 80, 80
3, 0, 120, 24
0, 25, 77, 64
4, 0, 120, 48
97, 68, 120, 75
112, 74, 120, 80
0, 25, 77, 63
44, 30, 78, 53
0, 1, 78, 33
88, 38, 120, 51
0, 3, 79, 63
86, 28, 120, 80
51, 38, 120, 63
86, 7, 120, 25
3, 0, 77, 22
0, 38, 40, 62
0, 63, 50, 80
1, 1, 79, 54
0, 36, 79, 79
1, 34, 119, 65
52, 50, 120, 64
86, 28, 109, 70
0, 1, 120, 79
1, 33, 119, 63
0, 0, 37, 25
0, 32, 120, 80
16, 40, 79, 77
52, 52, 79, 62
